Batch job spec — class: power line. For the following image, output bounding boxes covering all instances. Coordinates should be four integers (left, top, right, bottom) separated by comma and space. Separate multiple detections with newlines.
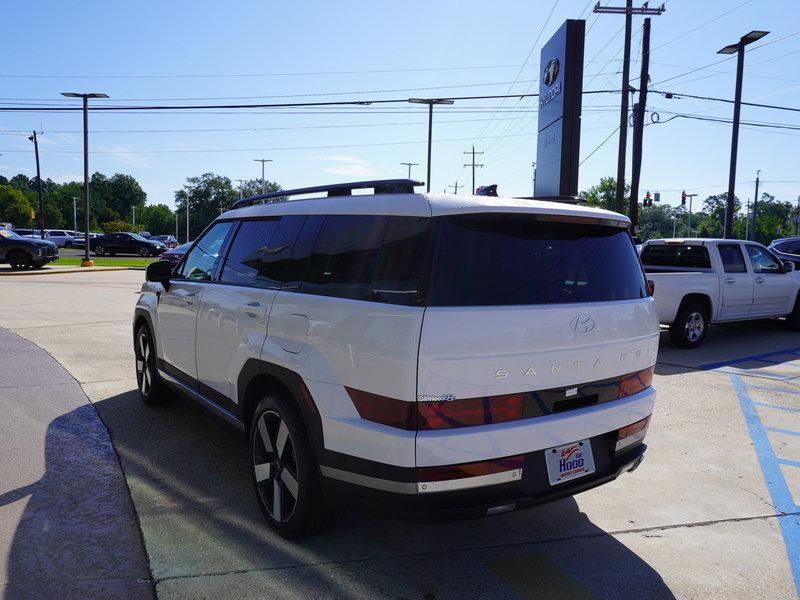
579, 126, 621, 166
651, 90, 800, 113
648, 0, 754, 53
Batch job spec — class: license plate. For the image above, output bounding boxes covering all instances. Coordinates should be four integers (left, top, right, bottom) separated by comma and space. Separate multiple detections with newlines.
545, 439, 596, 485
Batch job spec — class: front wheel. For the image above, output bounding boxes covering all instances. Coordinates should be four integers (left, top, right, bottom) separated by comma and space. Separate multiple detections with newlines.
669, 303, 709, 348
250, 395, 335, 538
8, 250, 32, 270
139, 247, 150, 257
134, 324, 166, 405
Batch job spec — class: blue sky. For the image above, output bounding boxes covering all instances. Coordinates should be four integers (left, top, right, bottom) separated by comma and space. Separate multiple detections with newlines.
2, 0, 799, 212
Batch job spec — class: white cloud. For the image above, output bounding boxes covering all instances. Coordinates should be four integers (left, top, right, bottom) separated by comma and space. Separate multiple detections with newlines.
98, 146, 152, 169
323, 164, 380, 177
318, 155, 369, 165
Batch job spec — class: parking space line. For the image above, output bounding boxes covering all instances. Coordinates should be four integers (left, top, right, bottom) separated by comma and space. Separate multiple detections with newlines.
755, 402, 800, 414
731, 374, 800, 595
749, 386, 800, 397
766, 427, 800, 438
779, 459, 800, 470
716, 367, 796, 381
700, 347, 800, 370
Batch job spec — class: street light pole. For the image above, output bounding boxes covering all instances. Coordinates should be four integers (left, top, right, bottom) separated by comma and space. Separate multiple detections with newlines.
718, 30, 769, 238
28, 131, 45, 239
408, 98, 454, 192
186, 191, 191, 243
400, 162, 419, 179
72, 197, 77, 234
253, 159, 273, 195
62, 92, 108, 265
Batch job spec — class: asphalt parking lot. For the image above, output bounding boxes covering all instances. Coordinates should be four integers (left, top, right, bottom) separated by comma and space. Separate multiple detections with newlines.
2, 270, 800, 599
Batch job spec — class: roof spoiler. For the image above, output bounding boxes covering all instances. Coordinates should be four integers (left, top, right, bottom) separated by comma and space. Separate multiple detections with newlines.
231, 178, 424, 209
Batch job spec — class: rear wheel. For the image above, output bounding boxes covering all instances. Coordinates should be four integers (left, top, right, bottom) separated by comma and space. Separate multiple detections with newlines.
139, 247, 150, 257
134, 324, 166, 404
8, 250, 32, 270
669, 303, 709, 348
250, 395, 334, 538
95, 245, 106, 256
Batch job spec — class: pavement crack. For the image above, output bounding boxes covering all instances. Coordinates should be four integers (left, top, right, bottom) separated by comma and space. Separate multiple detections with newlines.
152, 511, 800, 585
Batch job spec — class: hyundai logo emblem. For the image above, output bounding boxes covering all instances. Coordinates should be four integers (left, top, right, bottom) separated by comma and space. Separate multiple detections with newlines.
570, 314, 595, 333
543, 58, 560, 87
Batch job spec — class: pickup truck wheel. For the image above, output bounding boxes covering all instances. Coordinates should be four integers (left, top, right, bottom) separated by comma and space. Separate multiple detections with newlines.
669, 304, 708, 348
8, 250, 32, 270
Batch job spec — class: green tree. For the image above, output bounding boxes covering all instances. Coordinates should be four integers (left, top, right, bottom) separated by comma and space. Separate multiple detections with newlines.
0, 185, 34, 228
100, 219, 136, 234
139, 204, 175, 235
43, 200, 64, 229
175, 173, 239, 240
107, 173, 147, 221
638, 203, 676, 240
580, 177, 630, 214
237, 178, 282, 200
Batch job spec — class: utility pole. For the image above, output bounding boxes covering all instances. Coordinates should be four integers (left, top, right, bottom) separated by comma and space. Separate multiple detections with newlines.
751, 170, 761, 241
628, 17, 651, 231
463, 146, 484, 194
448, 182, 462, 195
796, 195, 799, 235
175, 212, 178, 240
28, 131, 44, 239
235, 179, 246, 200
253, 159, 273, 195
132, 206, 136, 228
400, 162, 419, 179
408, 98, 455, 192
185, 191, 191, 243
745, 199, 750, 240
594, 1, 665, 213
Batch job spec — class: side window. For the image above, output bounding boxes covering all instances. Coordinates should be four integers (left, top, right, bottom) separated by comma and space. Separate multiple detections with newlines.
371, 216, 430, 306
746, 244, 781, 274
219, 219, 280, 287
718, 244, 747, 273
789, 242, 800, 255
281, 216, 324, 292
178, 221, 234, 281
640, 244, 710, 269
302, 215, 388, 301
258, 215, 306, 288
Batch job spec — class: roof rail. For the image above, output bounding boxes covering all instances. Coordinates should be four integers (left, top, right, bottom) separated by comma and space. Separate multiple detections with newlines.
231, 178, 425, 209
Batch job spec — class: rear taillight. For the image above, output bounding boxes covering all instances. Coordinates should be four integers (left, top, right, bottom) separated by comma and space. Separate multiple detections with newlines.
616, 415, 651, 452
346, 387, 416, 430
417, 394, 523, 430
618, 366, 654, 398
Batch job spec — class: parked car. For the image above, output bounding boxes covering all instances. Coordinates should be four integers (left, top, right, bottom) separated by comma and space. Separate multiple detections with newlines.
134, 178, 659, 538
0, 227, 59, 270
160, 242, 190, 269
769, 237, 800, 268
43, 229, 75, 248
71, 232, 101, 250
640, 238, 800, 348
91, 232, 166, 257
138, 231, 152, 239
150, 234, 178, 248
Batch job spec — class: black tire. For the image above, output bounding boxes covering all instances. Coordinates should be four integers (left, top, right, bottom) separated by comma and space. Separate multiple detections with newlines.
8, 250, 32, 270
669, 303, 709, 348
139, 246, 150, 257
134, 324, 166, 405
95, 245, 106, 256
249, 394, 335, 538
32, 261, 46, 269
787, 295, 800, 331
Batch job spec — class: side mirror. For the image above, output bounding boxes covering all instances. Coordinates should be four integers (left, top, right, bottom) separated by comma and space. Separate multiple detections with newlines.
146, 260, 173, 289
783, 260, 795, 273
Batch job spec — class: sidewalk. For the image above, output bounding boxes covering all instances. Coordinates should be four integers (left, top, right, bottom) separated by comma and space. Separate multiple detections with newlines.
0, 265, 131, 276
0, 329, 153, 599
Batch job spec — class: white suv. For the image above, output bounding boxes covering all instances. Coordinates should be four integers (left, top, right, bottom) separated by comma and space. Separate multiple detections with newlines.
134, 179, 659, 538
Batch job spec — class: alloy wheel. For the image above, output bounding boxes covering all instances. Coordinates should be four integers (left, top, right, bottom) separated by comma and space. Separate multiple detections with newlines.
135, 329, 153, 397
685, 311, 705, 342
253, 410, 300, 523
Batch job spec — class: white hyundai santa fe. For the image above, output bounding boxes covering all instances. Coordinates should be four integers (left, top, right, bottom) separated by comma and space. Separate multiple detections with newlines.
133, 179, 659, 538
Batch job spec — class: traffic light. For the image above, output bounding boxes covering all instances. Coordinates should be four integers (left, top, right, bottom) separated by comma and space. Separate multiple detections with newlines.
643, 191, 652, 207
681, 190, 687, 207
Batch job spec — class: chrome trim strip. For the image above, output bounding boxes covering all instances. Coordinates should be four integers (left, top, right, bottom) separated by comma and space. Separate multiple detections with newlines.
320, 465, 523, 495
417, 468, 522, 493
320, 466, 418, 494
158, 369, 244, 431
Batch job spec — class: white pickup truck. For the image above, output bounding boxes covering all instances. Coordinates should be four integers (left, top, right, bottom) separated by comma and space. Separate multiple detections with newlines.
639, 238, 800, 348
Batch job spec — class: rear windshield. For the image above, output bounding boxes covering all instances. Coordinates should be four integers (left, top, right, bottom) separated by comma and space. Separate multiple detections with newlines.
640, 243, 711, 269
426, 214, 647, 306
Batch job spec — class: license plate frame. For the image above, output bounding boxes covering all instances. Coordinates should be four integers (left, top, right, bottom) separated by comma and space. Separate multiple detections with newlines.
545, 439, 596, 486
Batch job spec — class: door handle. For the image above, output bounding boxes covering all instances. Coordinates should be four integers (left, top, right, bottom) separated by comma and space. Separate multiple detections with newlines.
724, 278, 735, 285
755, 277, 765, 284
247, 301, 261, 307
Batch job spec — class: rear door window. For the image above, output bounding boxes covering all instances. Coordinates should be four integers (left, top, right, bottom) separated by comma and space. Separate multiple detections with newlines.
718, 244, 747, 273
426, 214, 647, 306
640, 244, 711, 269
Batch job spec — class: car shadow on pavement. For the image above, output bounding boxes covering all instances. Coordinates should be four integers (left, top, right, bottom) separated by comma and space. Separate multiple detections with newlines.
5, 389, 676, 599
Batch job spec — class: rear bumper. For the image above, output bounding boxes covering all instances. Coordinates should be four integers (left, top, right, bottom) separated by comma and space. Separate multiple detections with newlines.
322, 433, 647, 522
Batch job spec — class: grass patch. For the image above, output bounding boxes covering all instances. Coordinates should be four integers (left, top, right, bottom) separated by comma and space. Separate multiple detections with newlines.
56, 257, 156, 267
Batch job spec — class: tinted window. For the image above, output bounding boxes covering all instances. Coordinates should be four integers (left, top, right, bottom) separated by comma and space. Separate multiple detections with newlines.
178, 221, 234, 281
641, 244, 711, 269
427, 214, 647, 306
282, 216, 325, 292
258, 215, 306, 288
371, 217, 430, 305
220, 219, 280, 287
788, 242, 800, 255
746, 244, 782, 273
773, 241, 790, 252
718, 244, 747, 273
303, 215, 389, 300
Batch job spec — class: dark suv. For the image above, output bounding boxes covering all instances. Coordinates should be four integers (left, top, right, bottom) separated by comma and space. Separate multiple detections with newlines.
0, 228, 59, 269
769, 237, 800, 268
91, 232, 166, 257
